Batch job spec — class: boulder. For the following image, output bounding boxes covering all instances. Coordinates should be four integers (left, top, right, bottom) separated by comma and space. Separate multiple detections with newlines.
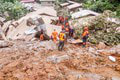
116, 27, 120, 33
0, 41, 13, 48
66, 75, 77, 80
0, 72, 4, 80
112, 76, 120, 80
97, 42, 106, 49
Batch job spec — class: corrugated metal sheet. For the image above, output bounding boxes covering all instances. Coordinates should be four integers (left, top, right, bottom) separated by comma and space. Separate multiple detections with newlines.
72, 10, 100, 19
60, 2, 71, 7
67, 3, 82, 10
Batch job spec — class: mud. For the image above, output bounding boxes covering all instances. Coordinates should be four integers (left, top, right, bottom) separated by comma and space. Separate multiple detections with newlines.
0, 40, 120, 80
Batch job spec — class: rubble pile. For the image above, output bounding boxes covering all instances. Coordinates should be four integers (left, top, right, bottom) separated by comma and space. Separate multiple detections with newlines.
0, 1, 120, 80
0, 6, 61, 41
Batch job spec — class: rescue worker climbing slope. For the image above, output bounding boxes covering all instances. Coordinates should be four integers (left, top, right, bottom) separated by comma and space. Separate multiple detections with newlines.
82, 27, 89, 47
52, 29, 58, 43
58, 30, 66, 51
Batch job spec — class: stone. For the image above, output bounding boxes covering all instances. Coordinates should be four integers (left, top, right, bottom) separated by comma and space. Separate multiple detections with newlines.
47, 54, 69, 63
88, 47, 99, 55
0, 41, 14, 48
97, 42, 106, 49
67, 75, 77, 80
2, 61, 23, 73
0, 72, 4, 80
116, 27, 120, 33
112, 76, 120, 80
88, 47, 96, 53
115, 65, 120, 71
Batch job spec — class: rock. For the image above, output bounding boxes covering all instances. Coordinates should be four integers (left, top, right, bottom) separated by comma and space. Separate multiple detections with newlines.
97, 42, 106, 49
97, 49, 117, 54
115, 45, 120, 54
0, 41, 13, 48
39, 40, 57, 50
88, 47, 98, 55
116, 27, 120, 33
27, 18, 35, 26
2, 61, 23, 73
88, 47, 96, 53
115, 65, 120, 71
66, 75, 77, 80
112, 76, 120, 80
47, 55, 69, 63
0, 72, 4, 80
13, 72, 26, 80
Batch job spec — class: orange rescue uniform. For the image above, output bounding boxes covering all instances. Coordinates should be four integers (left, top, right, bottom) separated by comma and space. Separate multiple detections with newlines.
82, 31, 89, 37
52, 31, 58, 42
82, 27, 89, 46
40, 34, 44, 41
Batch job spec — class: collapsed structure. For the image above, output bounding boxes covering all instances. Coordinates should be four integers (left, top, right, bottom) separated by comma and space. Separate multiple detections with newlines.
39, 0, 55, 6
0, 1, 120, 80
0, 6, 61, 41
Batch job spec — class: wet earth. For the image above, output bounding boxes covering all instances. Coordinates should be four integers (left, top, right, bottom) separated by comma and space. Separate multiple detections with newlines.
0, 40, 120, 80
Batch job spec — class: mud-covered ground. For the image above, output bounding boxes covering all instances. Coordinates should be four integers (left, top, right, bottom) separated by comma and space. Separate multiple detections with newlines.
0, 40, 120, 80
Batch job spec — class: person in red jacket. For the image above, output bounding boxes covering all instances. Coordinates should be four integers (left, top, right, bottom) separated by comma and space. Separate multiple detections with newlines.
82, 27, 89, 47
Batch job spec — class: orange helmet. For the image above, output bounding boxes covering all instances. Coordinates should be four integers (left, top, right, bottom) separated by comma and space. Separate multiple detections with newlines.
65, 22, 69, 26
84, 27, 88, 31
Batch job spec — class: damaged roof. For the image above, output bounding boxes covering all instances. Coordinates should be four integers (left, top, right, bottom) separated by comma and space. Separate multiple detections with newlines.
60, 2, 71, 7
21, 0, 35, 3
67, 3, 82, 10
72, 10, 100, 19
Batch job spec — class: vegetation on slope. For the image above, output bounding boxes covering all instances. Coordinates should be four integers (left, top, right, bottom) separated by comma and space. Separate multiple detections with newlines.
83, 0, 120, 18
0, 0, 29, 20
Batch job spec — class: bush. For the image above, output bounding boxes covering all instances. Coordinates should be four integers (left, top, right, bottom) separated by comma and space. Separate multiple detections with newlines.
83, 0, 120, 17
88, 11, 120, 45
73, 11, 120, 46
116, 5, 120, 18
0, 0, 29, 20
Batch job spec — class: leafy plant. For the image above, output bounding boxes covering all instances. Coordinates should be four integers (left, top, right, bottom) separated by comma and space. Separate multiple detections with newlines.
83, 0, 120, 17
0, 0, 29, 20
88, 11, 120, 45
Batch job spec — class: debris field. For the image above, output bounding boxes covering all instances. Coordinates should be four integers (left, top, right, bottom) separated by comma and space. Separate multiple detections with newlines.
0, 41, 120, 80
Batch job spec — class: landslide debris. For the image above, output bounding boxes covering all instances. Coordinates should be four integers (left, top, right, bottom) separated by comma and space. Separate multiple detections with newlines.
0, 41, 120, 80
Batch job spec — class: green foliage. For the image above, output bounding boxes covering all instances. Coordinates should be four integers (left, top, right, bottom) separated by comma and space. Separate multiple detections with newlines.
116, 5, 120, 18
57, 0, 67, 3
74, 11, 120, 45
0, 0, 29, 20
83, 0, 120, 17
1, 0, 19, 3
88, 11, 120, 45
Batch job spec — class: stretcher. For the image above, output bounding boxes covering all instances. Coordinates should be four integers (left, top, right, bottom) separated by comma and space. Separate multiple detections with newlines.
68, 39, 83, 44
